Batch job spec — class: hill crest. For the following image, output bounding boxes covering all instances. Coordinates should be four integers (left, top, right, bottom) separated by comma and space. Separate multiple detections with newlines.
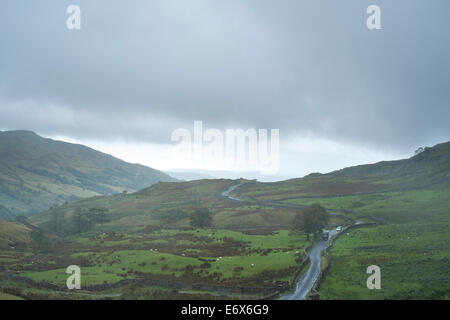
0, 130, 177, 220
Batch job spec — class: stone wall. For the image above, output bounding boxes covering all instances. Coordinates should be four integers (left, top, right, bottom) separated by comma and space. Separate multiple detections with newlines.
1, 265, 62, 291
289, 245, 312, 287
1, 265, 288, 298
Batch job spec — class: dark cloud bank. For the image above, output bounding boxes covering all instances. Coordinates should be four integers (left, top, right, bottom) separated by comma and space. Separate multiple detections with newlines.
0, 0, 449, 155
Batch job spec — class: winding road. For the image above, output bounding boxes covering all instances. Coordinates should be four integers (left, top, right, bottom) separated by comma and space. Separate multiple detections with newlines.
221, 182, 342, 300
221, 183, 245, 201
280, 229, 336, 300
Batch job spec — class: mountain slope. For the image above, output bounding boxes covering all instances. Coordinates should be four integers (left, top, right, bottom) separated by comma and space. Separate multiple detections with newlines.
29, 141, 450, 233
30, 178, 307, 233
0, 220, 31, 249
234, 141, 450, 200
0, 130, 177, 219
29, 179, 243, 232
328, 141, 450, 187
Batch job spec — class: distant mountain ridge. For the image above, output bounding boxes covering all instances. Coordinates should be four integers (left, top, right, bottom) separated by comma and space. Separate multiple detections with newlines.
326, 141, 450, 189
0, 130, 177, 220
165, 170, 217, 181
232, 141, 450, 200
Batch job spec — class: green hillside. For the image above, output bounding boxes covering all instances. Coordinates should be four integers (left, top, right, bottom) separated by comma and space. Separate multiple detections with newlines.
233, 141, 450, 200
0, 131, 177, 220
329, 141, 450, 187
30, 141, 450, 234
29, 178, 311, 233
0, 220, 31, 249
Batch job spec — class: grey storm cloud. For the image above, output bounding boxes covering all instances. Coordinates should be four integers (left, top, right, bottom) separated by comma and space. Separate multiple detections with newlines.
0, 0, 449, 151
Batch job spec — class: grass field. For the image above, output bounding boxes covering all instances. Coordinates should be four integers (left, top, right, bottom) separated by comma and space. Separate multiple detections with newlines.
2, 228, 311, 294
0, 292, 24, 300
319, 220, 450, 299
282, 188, 450, 223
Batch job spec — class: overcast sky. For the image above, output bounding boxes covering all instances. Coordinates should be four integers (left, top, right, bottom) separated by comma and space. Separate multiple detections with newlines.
1, 1, 449, 180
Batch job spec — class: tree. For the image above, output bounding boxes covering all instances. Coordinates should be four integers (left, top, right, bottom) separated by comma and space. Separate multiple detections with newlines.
162, 210, 188, 225
31, 228, 51, 252
292, 204, 329, 241
71, 207, 110, 234
49, 209, 63, 233
86, 207, 110, 224
71, 207, 89, 234
189, 207, 212, 228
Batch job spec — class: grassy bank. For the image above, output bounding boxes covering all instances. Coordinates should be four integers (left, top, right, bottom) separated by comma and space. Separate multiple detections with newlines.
319, 220, 450, 299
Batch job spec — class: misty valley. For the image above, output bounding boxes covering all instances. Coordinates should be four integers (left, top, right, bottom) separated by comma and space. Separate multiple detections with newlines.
0, 131, 449, 300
